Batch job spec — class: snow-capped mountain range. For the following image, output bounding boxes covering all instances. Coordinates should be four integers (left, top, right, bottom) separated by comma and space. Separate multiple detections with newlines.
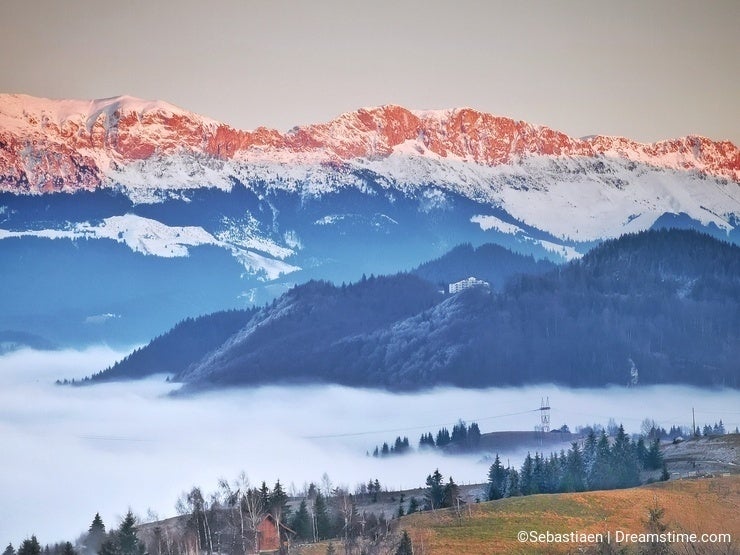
2, 94, 738, 238
1, 93, 738, 345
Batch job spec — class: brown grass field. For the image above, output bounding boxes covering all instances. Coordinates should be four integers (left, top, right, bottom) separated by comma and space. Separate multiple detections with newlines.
298, 475, 739, 554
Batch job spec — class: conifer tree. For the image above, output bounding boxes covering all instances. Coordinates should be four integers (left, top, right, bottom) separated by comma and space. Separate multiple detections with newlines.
435, 428, 450, 447
519, 453, 534, 495
3, 544, 16, 555
451, 421, 468, 445
442, 477, 459, 509
259, 482, 270, 511
612, 425, 640, 488
646, 437, 663, 470
396, 499, 405, 518
503, 467, 520, 497
84, 513, 106, 555
269, 480, 290, 525
562, 442, 586, 492
467, 422, 482, 449
407, 497, 419, 513
290, 500, 312, 542
660, 463, 670, 482
395, 530, 413, 555
589, 431, 613, 490
487, 454, 506, 500
583, 430, 597, 474
313, 492, 332, 540
101, 511, 146, 555
18, 537, 41, 555
424, 469, 445, 510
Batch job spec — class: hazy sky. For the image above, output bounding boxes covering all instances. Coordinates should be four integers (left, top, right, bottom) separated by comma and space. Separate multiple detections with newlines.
1, 0, 738, 143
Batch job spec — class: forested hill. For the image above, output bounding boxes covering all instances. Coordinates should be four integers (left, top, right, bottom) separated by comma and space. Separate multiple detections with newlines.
528, 227, 740, 299
174, 273, 443, 386
412, 242, 556, 291
342, 229, 739, 389
84, 230, 740, 390
78, 310, 256, 383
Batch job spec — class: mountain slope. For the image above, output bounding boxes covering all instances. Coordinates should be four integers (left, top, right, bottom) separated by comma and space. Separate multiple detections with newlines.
90, 230, 740, 390
79, 310, 256, 383
175, 273, 442, 387
184, 229, 740, 390
412, 242, 556, 290
3, 95, 739, 345
2, 94, 738, 244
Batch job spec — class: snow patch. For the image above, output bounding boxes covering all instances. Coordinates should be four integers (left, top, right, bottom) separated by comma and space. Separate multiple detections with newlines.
0, 214, 300, 280
470, 214, 524, 235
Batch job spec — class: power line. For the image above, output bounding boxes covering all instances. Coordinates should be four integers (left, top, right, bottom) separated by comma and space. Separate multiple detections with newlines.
303, 408, 540, 439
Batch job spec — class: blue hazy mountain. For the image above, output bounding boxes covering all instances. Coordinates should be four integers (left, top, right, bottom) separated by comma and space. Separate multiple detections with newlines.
83, 229, 739, 391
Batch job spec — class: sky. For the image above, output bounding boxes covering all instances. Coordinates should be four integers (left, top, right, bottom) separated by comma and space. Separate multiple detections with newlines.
2, 346, 739, 546
0, 0, 738, 143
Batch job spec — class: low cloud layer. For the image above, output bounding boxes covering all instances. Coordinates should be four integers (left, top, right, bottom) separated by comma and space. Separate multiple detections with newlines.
1, 347, 737, 546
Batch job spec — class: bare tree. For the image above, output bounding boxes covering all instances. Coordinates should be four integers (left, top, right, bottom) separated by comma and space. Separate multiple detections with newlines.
217, 472, 266, 555
175, 487, 215, 555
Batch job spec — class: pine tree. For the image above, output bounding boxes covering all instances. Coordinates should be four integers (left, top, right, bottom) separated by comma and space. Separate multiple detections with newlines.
612, 425, 640, 488
467, 422, 482, 449
117, 511, 146, 555
519, 453, 534, 496
269, 480, 290, 527
290, 500, 312, 542
442, 477, 459, 509
18, 537, 41, 555
563, 442, 586, 492
435, 428, 450, 447
642, 498, 671, 554
532, 453, 545, 494
395, 530, 413, 555
3, 544, 16, 555
84, 513, 106, 555
451, 421, 468, 445
503, 467, 520, 497
583, 430, 597, 474
61, 543, 75, 555
588, 431, 613, 490
259, 482, 271, 510
646, 437, 663, 470
424, 469, 445, 510
314, 492, 332, 540
487, 454, 506, 500
635, 436, 647, 465
407, 497, 419, 513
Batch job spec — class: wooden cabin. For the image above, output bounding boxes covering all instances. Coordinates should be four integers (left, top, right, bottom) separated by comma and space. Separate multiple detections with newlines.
255, 514, 295, 554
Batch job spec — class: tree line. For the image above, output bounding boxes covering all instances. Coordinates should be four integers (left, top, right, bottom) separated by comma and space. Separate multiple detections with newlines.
371, 420, 482, 457
485, 424, 666, 501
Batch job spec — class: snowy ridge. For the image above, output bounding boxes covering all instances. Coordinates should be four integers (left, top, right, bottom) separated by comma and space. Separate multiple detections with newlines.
2, 94, 738, 188
0, 214, 300, 280
1, 94, 739, 246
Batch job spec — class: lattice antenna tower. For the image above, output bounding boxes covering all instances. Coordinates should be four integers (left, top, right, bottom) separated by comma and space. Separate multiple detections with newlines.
539, 396, 551, 433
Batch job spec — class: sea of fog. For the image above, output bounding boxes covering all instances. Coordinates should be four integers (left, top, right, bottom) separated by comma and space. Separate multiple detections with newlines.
1, 346, 738, 546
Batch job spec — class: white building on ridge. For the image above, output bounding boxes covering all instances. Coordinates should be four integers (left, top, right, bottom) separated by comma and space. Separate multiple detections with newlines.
448, 276, 490, 294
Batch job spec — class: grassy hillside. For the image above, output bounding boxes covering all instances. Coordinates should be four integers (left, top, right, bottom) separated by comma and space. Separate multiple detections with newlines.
400, 476, 739, 554
298, 476, 738, 554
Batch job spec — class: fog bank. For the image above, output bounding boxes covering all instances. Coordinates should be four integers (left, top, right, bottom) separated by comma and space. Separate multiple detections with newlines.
1, 347, 737, 546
